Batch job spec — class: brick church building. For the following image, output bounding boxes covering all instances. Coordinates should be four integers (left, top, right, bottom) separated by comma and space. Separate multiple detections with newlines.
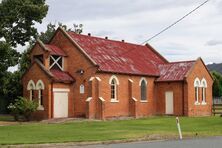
22, 27, 213, 120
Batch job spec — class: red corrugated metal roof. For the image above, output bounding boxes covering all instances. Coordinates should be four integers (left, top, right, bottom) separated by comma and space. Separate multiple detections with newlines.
45, 44, 67, 56
50, 69, 74, 82
68, 32, 167, 76
157, 61, 195, 82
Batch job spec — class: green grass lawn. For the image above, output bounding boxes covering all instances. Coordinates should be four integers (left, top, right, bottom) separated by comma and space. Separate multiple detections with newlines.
0, 116, 222, 145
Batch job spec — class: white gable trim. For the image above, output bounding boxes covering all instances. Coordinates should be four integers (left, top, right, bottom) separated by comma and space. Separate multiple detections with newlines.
132, 97, 137, 102
86, 97, 93, 102
99, 97, 105, 102
89, 77, 95, 81
128, 79, 133, 83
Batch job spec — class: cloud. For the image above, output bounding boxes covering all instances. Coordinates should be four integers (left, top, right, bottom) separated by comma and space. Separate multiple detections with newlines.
45, 0, 199, 22
206, 40, 222, 46
32, 0, 222, 65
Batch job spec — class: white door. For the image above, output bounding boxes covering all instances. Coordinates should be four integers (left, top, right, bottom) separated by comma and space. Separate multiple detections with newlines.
53, 91, 68, 118
165, 91, 174, 114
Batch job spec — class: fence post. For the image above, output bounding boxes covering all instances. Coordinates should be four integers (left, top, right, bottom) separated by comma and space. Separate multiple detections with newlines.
176, 117, 183, 140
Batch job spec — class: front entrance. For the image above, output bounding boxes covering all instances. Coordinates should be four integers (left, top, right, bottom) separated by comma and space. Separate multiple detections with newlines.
165, 91, 174, 114
53, 88, 69, 118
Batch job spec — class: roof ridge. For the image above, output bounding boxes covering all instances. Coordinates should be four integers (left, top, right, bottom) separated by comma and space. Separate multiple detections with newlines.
159, 60, 196, 65
67, 31, 146, 47
170, 60, 196, 64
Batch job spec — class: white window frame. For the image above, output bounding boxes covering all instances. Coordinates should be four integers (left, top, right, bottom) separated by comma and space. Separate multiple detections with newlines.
109, 75, 119, 102
194, 78, 200, 105
201, 78, 207, 105
36, 80, 45, 110
49, 55, 63, 70
27, 80, 35, 100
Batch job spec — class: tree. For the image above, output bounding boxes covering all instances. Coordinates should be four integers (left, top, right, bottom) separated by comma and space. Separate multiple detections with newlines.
0, 0, 48, 47
0, 0, 48, 113
211, 71, 222, 97
0, 42, 20, 76
73, 23, 83, 34
0, 0, 48, 72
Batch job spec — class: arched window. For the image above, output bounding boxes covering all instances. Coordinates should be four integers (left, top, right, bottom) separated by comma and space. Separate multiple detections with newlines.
109, 75, 119, 102
194, 78, 200, 104
139, 78, 147, 101
36, 80, 45, 108
201, 78, 207, 103
27, 80, 35, 100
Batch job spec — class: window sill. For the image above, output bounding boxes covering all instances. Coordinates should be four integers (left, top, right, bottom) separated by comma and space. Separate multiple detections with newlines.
140, 100, 148, 103
110, 99, 119, 103
37, 106, 44, 111
201, 102, 207, 105
194, 102, 200, 105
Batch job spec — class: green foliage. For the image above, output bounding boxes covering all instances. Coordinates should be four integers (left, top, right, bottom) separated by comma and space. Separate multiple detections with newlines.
0, 0, 48, 113
0, 71, 22, 113
8, 97, 38, 121
0, 42, 20, 75
0, 0, 48, 47
211, 71, 222, 97
73, 23, 83, 34
38, 22, 73, 44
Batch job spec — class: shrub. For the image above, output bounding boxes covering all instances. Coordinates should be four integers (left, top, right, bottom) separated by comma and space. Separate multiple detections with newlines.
8, 97, 38, 121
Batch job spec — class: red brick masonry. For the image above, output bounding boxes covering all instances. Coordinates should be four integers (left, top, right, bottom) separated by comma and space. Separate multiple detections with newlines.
22, 27, 213, 120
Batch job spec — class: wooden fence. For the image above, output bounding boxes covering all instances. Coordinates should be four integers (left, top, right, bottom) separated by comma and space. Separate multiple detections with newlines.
212, 97, 222, 115
213, 97, 222, 104
212, 104, 222, 116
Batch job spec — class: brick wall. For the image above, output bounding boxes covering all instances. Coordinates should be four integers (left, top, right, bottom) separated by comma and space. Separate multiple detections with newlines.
23, 29, 213, 120
22, 63, 52, 120
50, 30, 98, 117
155, 81, 184, 116
95, 73, 156, 118
186, 59, 213, 116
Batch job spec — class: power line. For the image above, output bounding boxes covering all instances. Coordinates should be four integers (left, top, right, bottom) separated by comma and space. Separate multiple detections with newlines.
141, 0, 210, 44
83, 0, 211, 74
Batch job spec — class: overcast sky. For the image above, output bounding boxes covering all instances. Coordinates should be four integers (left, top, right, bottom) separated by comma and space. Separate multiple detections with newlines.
25, 0, 222, 64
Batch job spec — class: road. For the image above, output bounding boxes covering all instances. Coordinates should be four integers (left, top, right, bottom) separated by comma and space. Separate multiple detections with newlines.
72, 137, 222, 148
6, 137, 222, 148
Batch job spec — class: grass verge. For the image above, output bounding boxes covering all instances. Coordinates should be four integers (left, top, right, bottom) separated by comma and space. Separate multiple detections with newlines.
0, 116, 222, 145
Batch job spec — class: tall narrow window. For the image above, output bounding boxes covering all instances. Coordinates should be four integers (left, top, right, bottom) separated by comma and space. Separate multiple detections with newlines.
140, 80, 147, 101
201, 79, 207, 104
31, 89, 34, 100
202, 87, 206, 102
194, 78, 200, 104
27, 80, 35, 100
109, 75, 119, 102
36, 80, 45, 110
49, 55, 63, 70
195, 86, 198, 102
39, 89, 43, 106
111, 79, 117, 99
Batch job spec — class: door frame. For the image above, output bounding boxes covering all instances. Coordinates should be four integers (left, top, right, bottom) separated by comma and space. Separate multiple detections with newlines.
53, 88, 70, 118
